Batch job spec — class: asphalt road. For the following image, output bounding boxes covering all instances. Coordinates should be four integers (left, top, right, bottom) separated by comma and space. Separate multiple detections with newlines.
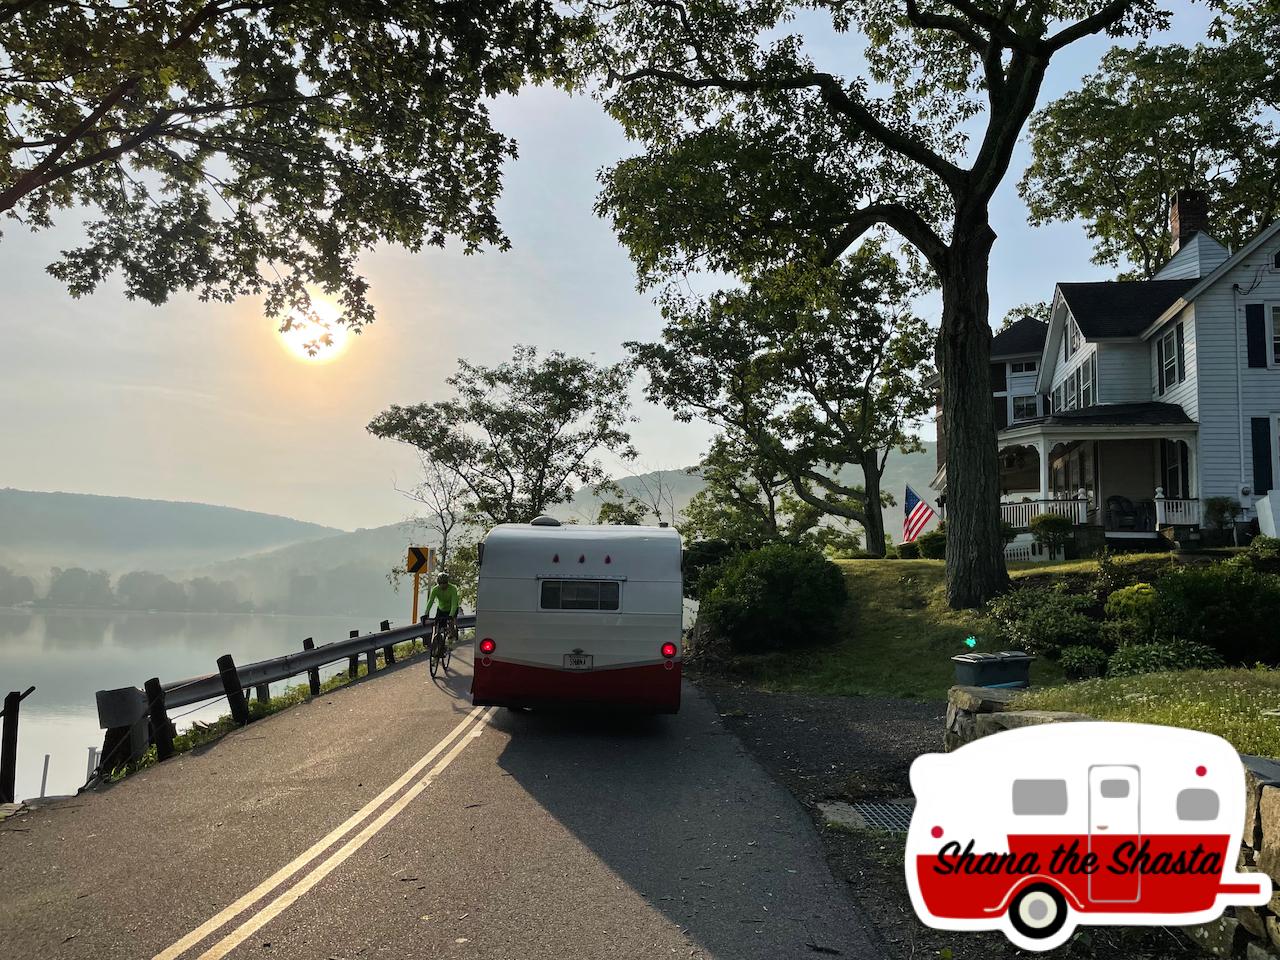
0, 647, 886, 960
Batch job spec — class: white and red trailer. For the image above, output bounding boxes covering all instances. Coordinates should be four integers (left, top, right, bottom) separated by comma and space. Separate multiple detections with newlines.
470, 517, 683, 713
907, 722, 1270, 951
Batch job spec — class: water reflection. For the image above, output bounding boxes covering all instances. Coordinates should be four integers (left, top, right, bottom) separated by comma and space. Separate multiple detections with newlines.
0, 609, 371, 800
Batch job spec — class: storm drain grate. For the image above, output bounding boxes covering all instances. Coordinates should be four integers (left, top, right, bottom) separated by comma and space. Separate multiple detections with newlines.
819, 799, 915, 833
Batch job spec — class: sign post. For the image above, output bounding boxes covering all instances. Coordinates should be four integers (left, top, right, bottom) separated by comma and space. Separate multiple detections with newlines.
407, 546, 435, 626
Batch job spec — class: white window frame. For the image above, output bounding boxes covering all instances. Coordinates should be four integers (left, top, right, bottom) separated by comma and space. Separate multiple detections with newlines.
1011, 360, 1038, 374
1011, 395, 1039, 422
1052, 384, 1063, 413
1081, 354, 1096, 407
1269, 304, 1280, 368
1159, 328, 1179, 394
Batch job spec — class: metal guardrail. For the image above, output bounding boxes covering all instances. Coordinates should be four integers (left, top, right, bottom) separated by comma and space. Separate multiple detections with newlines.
161, 615, 476, 709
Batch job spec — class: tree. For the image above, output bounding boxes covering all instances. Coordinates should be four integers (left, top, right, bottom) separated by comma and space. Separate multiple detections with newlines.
0, 566, 35, 606
368, 345, 637, 526
682, 433, 863, 554
44, 567, 114, 607
1, 1, 577, 331
1020, 42, 1280, 279
593, 480, 651, 525
116, 570, 186, 611
399, 454, 468, 567
999, 301, 1051, 332
629, 249, 933, 556
586, 0, 1168, 605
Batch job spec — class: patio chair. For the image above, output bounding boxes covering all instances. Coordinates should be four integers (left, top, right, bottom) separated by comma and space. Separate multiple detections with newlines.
1106, 495, 1138, 532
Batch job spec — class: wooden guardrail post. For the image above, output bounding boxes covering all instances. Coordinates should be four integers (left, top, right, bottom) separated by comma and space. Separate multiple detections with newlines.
143, 677, 175, 762
347, 630, 360, 679
1, 687, 35, 804
216, 655, 250, 726
254, 684, 270, 704
303, 638, 320, 695
380, 620, 395, 665
365, 648, 377, 675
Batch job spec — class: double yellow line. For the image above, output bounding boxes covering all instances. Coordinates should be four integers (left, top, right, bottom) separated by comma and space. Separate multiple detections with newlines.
154, 705, 495, 960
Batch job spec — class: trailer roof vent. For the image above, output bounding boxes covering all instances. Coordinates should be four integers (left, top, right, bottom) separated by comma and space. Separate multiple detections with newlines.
531, 515, 561, 527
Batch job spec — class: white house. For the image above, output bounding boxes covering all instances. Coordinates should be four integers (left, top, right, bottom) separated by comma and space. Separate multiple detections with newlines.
936, 189, 1280, 546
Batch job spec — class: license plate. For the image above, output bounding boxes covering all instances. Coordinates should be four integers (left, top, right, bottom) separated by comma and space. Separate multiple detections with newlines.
563, 653, 593, 671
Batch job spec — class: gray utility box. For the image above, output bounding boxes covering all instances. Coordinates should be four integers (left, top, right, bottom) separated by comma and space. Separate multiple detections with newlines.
951, 651, 1035, 689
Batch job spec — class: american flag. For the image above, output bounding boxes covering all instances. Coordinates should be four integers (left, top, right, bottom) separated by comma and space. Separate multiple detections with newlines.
903, 485, 937, 543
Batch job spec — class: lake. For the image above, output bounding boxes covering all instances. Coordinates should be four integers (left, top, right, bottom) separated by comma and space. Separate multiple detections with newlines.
0, 608, 393, 801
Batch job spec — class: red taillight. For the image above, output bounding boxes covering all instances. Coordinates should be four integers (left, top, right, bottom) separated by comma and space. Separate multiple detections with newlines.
661, 642, 678, 659
479, 638, 496, 655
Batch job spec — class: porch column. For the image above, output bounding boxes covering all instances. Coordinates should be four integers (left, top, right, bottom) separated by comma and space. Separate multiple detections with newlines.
1036, 438, 1049, 500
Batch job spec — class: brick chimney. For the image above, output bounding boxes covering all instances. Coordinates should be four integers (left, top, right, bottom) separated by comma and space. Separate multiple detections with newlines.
1170, 188, 1210, 254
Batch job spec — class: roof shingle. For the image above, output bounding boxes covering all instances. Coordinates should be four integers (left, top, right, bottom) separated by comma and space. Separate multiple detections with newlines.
990, 316, 1048, 358
1058, 279, 1196, 338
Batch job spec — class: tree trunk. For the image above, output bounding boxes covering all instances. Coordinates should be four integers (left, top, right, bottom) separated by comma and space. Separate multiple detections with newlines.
938, 228, 1009, 607
860, 453, 887, 557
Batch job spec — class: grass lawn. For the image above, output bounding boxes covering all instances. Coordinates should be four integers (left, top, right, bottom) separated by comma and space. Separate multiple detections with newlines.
724, 559, 1063, 701
1015, 667, 1280, 757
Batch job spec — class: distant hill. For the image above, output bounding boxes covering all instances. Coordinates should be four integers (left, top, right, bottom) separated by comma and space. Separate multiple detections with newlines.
0, 488, 342, 577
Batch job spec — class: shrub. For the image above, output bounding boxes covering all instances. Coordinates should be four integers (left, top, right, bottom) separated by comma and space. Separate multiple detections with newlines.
1060, 645, 1108, 681
1028, 512, 1074, 558
1152, 564, 1280, 665
1100, 586, 1162, 632
698, 542, 848, 654
1249, 535, 1280, 561
682, 539, 738, 601
915, 527, 946, 559
1107, 640, 1223, 677
1001, 520, 1018, 546
896, 540, 920, 559
987, 586, 1097, 658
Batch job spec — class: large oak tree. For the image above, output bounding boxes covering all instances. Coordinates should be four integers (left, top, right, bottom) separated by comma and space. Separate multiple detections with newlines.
1, 0, 577, 332
585, 0, 1167, 606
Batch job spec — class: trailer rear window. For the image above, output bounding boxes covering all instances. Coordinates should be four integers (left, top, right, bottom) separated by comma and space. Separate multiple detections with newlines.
540, 580, 620, 611
1177, 788, 1219, 821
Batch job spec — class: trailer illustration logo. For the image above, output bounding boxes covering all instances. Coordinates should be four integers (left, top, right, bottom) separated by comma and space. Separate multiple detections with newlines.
906, 722, 1269, 951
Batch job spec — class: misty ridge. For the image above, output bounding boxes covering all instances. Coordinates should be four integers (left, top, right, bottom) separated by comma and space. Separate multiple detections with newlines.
0, 446, 936, 617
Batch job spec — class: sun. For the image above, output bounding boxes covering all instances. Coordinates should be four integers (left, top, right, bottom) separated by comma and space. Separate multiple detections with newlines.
277, 298, 350, 363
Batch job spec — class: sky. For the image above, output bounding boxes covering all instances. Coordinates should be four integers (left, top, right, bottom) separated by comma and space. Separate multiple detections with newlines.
0, 5, 1215, 532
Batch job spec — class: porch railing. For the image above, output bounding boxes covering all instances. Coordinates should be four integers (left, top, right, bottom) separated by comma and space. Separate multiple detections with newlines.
1156, 490, 1200, 526
1001, 498, 1089, 529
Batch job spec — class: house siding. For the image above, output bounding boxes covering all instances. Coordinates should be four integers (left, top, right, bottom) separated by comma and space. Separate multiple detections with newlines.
1149, 309, 1198, 420
1192, 235, 1280, 513
1096, 342, 1150, 402
1153, 233, 1230, 281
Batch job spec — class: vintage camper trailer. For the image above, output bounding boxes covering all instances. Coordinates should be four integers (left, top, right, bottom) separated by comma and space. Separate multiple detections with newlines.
470, 517, 683, 713
907, 722, 1269, 951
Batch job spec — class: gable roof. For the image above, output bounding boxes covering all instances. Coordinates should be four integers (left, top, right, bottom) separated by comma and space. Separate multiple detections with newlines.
1143, 218, 1280, 337
1057, 279, 1197, 339
990, 317, 1048, 358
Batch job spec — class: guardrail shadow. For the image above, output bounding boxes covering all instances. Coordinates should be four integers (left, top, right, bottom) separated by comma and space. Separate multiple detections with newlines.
487, 687, 878, 960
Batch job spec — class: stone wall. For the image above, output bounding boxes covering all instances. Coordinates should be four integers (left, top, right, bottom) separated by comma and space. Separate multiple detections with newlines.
944, 685, 1280, 958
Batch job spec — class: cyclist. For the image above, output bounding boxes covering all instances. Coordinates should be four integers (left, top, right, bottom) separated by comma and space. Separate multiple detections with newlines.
425, 573, 460, 649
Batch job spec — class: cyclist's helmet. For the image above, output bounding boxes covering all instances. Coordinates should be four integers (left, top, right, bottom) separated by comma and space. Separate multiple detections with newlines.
437, 573, 449, 585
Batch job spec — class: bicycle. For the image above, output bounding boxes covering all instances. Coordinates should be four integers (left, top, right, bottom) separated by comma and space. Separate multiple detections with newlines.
428, 615, 457, 678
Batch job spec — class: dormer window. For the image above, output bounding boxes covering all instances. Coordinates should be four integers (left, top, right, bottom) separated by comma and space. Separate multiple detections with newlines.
1273, 249, 1280, 271
1063, 318, 1081, 360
